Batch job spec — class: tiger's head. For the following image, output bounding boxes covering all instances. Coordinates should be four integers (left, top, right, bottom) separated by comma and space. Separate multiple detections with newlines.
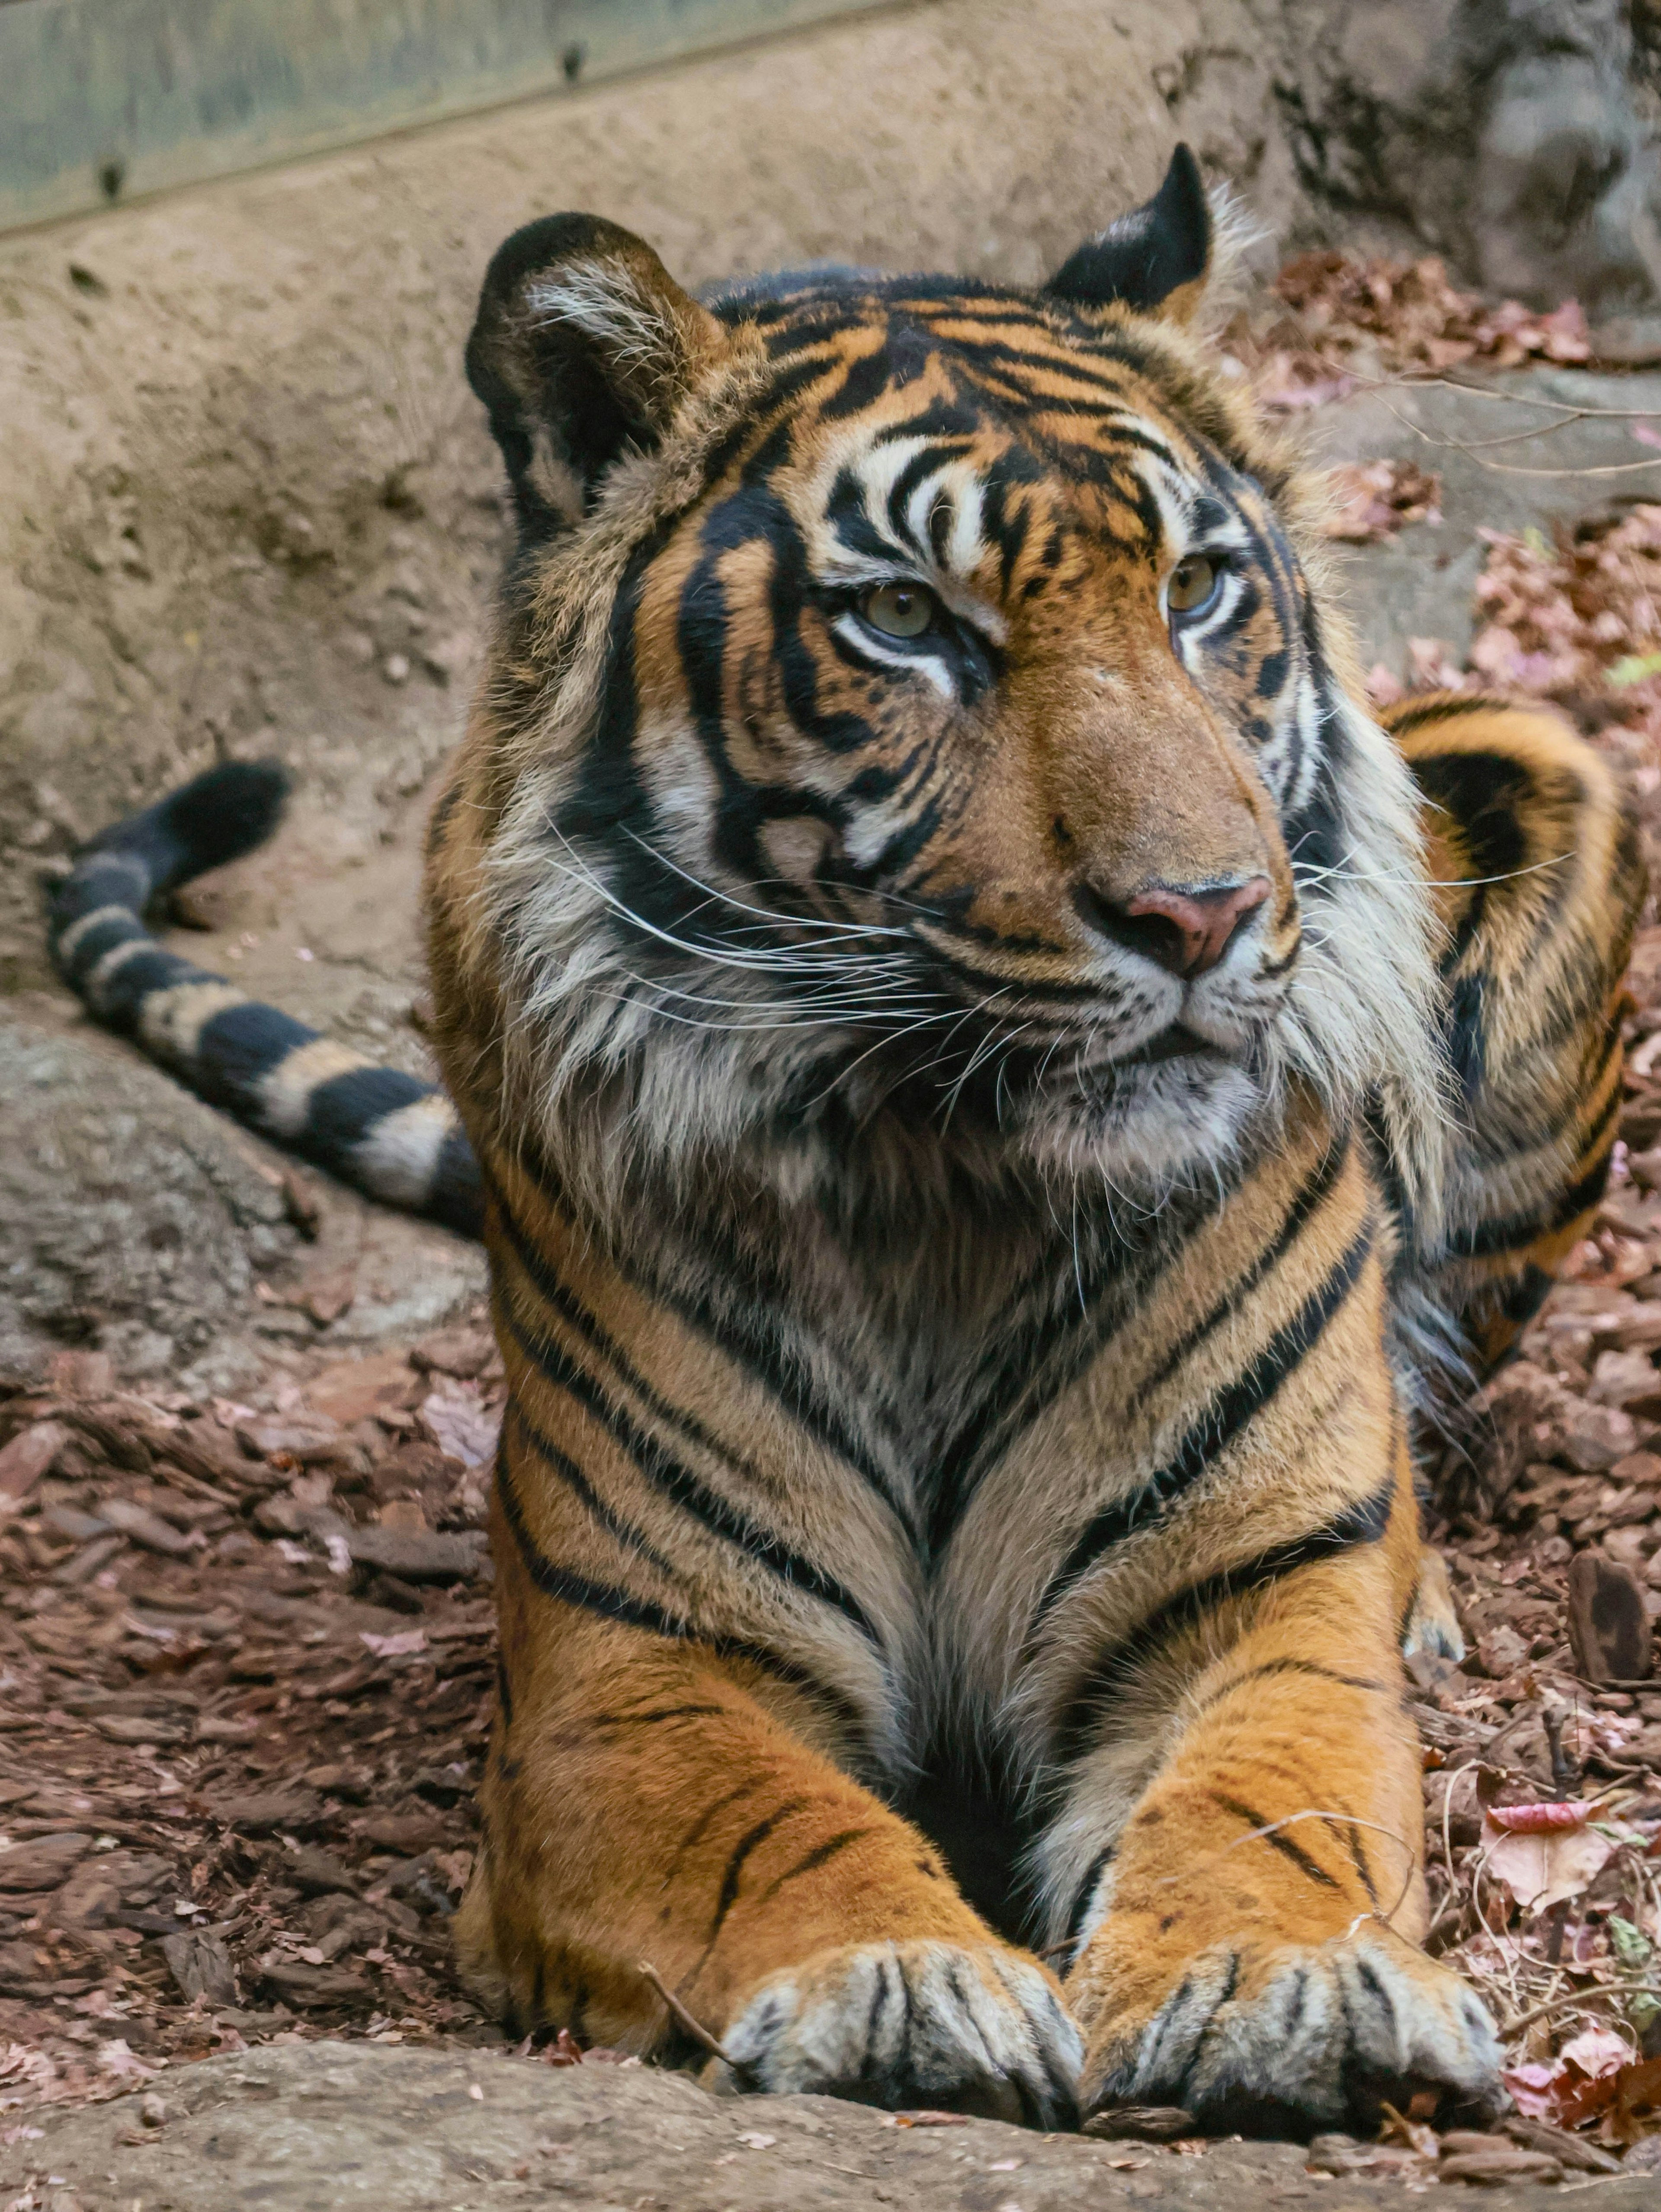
448, 150, 1442, 1213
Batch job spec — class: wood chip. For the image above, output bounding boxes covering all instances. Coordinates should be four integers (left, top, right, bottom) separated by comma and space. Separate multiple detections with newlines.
160, 1928, 238, 2006
0, 1419, 69, 1500
1567, 1547, 1655, 1682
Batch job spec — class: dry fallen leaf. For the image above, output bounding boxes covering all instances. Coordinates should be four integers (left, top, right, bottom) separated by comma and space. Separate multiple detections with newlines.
1482, 1812, 1618, 1911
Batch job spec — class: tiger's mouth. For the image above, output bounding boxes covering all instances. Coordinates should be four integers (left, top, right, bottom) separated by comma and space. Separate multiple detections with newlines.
1116, 1023, 1243, 1069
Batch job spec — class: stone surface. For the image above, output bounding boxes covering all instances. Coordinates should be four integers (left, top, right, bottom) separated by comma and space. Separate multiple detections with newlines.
2, 2039, 1641, 2212
1277, 0, 1661, 312
1305, 365, 1661, 677
0, 999, 485, 1388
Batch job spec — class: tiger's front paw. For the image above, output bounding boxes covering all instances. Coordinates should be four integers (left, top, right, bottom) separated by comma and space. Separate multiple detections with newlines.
1077, 1923, 1501, 2137
708, 1939, 1083, 2127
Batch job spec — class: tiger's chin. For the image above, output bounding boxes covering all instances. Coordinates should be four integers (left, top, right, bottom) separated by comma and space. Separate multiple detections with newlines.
1016, 1046, 1270, 1198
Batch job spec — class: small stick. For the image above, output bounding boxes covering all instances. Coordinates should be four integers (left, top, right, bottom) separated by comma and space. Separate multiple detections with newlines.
638, 1959, 757, 2080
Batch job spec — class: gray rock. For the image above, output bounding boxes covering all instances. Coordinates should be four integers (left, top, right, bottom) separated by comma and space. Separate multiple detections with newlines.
0, 1002, 485, 1389
1276, 1, 1661, 316
1302, 365, 1661, 676
3, 2039, 1638, 2211
0, 1006, 295, 1388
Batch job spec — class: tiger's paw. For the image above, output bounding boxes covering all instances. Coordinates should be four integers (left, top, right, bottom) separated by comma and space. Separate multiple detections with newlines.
707, 1938, 1083, 2127
1077, 1923, 1501, 2137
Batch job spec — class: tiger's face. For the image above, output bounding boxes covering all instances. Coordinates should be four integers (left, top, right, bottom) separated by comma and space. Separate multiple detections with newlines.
463, 160, 1440, 1204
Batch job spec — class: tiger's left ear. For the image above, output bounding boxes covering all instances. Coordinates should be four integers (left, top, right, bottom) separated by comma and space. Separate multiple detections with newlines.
1043, 144, 1211, 323
466, 213, 731, 539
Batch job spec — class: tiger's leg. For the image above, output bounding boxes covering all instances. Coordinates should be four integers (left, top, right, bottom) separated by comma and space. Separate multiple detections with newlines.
459, 1162, 1081, 2124
1052, 1450, 1500, 2134
1382, 692, 1644, 1374
462, 1554, 1080, 2121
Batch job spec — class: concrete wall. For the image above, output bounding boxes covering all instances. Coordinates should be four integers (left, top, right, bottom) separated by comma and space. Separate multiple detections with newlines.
0, 0, 884, 230
0, 0, 1305, 992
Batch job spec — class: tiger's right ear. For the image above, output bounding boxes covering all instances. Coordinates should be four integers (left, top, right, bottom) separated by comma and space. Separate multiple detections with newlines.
465, 214, 729, 538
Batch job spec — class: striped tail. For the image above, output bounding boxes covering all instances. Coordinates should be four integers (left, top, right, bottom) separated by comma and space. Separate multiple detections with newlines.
46, 760, 481, 1238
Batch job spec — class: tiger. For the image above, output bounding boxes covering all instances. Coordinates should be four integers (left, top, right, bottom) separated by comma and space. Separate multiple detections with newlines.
47, 146, 1642, 2135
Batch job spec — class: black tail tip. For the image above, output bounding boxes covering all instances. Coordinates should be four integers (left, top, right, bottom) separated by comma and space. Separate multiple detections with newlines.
83, 756, 294, 890
160, 758, 293, 875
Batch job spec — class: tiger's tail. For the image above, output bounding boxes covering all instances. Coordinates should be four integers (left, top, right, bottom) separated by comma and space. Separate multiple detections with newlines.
46, 760, 481, 1237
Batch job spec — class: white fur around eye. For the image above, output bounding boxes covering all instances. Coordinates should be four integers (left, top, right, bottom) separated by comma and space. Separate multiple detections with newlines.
831, 612, 954, 699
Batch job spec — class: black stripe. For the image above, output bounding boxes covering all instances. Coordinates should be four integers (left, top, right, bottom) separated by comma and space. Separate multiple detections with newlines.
1127, 1139, 1348, 1416
588, 1704, 728, 1729
1037, 1224, 1373, 1623
98, 946, 221, 1027
1209, 1792, 1342, 1891
928, 1169, 1236, 1558
1340, 1818, 1379, 1907
493, 1162, 915, 1540
1385, 692, 1514, 738
431, 1124, 484, 1239
1193, 1656, 1390, 1713
196, 1001, 321, 1110
758, 1827, 871, 1901
1052, 1476, 1396, 1764
706, 1801, 806, 1944
490, 1172, 892, 1543
500, 1297, 884, 1650
506, 1398, 684, 1582
1065, 1845, 1114, 1950
61, 910, 149, 985
303, 1065, 432, 1160
495, 1436, 870, 1745
495, 1436, 700, 1642
1445, 1156, 1611, 1261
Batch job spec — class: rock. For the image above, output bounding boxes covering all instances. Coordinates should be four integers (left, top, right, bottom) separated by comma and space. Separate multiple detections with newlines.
160, 1929, 238, 2007
0, 1418, 68, 1501
0, 1831, 90, 1892
0, 1013, 295, 1389
6, 2039, 1580, 2212
1568, 1549, 1655, 1682
1277, 0, 1661, 315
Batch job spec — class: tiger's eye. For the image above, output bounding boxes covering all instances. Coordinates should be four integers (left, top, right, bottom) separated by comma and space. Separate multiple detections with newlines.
1167, 554, 1220, 615
862, 582, 936, 639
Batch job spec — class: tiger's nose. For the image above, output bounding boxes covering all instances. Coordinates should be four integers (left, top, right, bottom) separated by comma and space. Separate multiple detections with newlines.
1079, 876, 1272, 978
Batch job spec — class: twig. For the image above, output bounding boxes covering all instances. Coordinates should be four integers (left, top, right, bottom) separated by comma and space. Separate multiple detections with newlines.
637, 1959, 756, 2079
1496, 1982, 1661, 2038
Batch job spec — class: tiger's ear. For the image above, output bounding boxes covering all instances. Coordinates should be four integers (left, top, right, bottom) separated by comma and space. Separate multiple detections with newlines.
466, 213, 729, 537
1043, 144, 1212, 323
